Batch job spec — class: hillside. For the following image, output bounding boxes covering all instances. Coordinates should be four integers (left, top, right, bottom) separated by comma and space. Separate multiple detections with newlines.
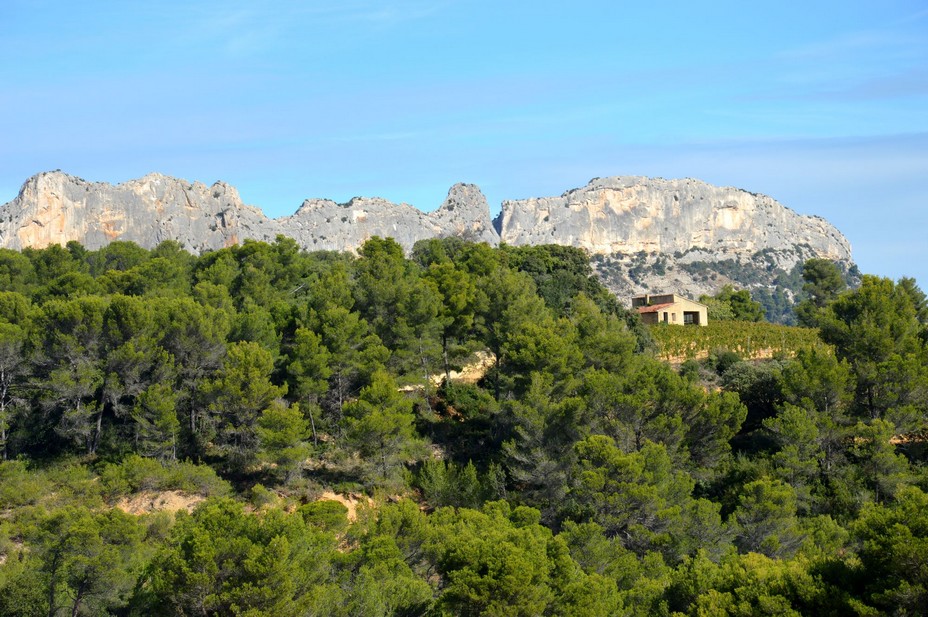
0, 237, 925, 616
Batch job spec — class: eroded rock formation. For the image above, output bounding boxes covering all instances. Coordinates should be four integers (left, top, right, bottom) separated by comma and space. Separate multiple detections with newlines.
279, 183, 498, 253
495, 176, 851, 261
0, 172, 852, 305
0, 172, 498, 254
0, 171, 273, 253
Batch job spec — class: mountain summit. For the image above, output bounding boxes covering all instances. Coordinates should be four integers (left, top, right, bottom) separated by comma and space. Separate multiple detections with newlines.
496, 176, 850, 261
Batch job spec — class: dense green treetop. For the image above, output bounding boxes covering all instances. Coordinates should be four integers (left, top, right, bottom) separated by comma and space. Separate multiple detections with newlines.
700, 285, 765, 322
0, 242, 925, 616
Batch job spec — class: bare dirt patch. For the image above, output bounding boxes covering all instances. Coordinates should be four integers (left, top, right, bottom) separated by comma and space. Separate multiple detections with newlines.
115, 490, 205, 515
318, 491, 372, 522
431, 350, 496, 386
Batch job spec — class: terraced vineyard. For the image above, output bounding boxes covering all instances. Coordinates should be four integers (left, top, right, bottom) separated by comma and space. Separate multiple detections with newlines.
649, 321, 831, 362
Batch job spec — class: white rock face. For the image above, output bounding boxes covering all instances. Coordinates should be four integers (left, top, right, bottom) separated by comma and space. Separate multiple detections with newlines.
0, 171, 276, 252
0, 172, 851, 285
279, 183, 498, 253
0, 173, 497, 254
497, 176, 851, 261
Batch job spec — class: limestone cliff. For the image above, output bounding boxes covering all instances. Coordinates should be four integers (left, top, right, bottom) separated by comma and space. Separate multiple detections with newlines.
0, 171, 275, 253
496, 176, 851, 261
493, 176, 854, 319
279, 183, 498, 253
0, 173, 497, 254
0, 170, 855, 320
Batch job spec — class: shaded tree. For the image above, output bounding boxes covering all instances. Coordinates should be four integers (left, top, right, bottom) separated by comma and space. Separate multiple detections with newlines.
257, 401, 311, 483
851, 486, 928, 615
286, 327, 331, 444
0, 323, 28, 460
732, 477, 803, 558
501, 373, 582, 523
427, 501, 566, 616
795, 258, 846, 327
818, 275, 928, 424
569, 293, 636, 373
138, 498, 337, 616
571, 435, 703, 560
131, 383, 180, 462
30, 507, 145, 617
202, 341, 286, 472
343, 370, 421, 487
423, 260, 481, 381
154, 298, 230, 446
700, 285, 764, 322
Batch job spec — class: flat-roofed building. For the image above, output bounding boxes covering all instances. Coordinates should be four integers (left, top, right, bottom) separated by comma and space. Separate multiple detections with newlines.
631, 293, 708, 326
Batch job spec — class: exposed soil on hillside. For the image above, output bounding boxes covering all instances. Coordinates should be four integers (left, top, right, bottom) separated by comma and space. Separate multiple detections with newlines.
318, 491, 373, 522
115, 490, 205, 515
430, 350, 496, 386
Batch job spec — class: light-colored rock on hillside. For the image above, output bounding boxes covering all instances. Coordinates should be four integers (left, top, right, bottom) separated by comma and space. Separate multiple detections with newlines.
279, 182, 498, 253
0, 171, 853, 315
0, 172, 498, 254
496, 176, 851, 261
0, 171, 275, 253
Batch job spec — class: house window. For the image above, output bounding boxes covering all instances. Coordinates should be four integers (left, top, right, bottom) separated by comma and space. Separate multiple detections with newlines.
672, 313, 676, 322
663, 312, 669, 323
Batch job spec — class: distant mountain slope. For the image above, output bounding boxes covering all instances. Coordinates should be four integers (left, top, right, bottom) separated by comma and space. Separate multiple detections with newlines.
493, 176, 854, 321
0, 171, 854, 319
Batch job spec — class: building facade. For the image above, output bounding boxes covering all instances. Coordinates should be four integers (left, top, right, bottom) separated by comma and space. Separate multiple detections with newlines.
632, 293, 708, 326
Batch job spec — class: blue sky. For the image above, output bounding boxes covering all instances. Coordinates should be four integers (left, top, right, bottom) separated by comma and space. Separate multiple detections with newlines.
2, 1, 926, 284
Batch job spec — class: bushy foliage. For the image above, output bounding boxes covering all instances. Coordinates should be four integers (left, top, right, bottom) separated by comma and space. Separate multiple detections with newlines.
0, 242, 924, 615
98, 455, 231, 499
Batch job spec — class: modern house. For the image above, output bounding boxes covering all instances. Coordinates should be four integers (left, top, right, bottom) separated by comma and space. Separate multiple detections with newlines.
632, 293, 708, 326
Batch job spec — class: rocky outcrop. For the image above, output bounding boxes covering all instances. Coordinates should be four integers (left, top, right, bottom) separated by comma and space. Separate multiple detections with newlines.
430, 183, 498, 245
0, 171, 275, 253
0, 172, 852, 302
0, 173, 498, 253
496, 176, 851, 261
279, 183, 498, 253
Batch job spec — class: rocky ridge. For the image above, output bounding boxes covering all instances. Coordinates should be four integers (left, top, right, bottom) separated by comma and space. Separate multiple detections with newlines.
492, 176, 854, 318
0, 172, 497, 254
0, 171, 853, 314
278, 182, 498, 253
0, 171, 274, 253
496, 176, 850, 261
